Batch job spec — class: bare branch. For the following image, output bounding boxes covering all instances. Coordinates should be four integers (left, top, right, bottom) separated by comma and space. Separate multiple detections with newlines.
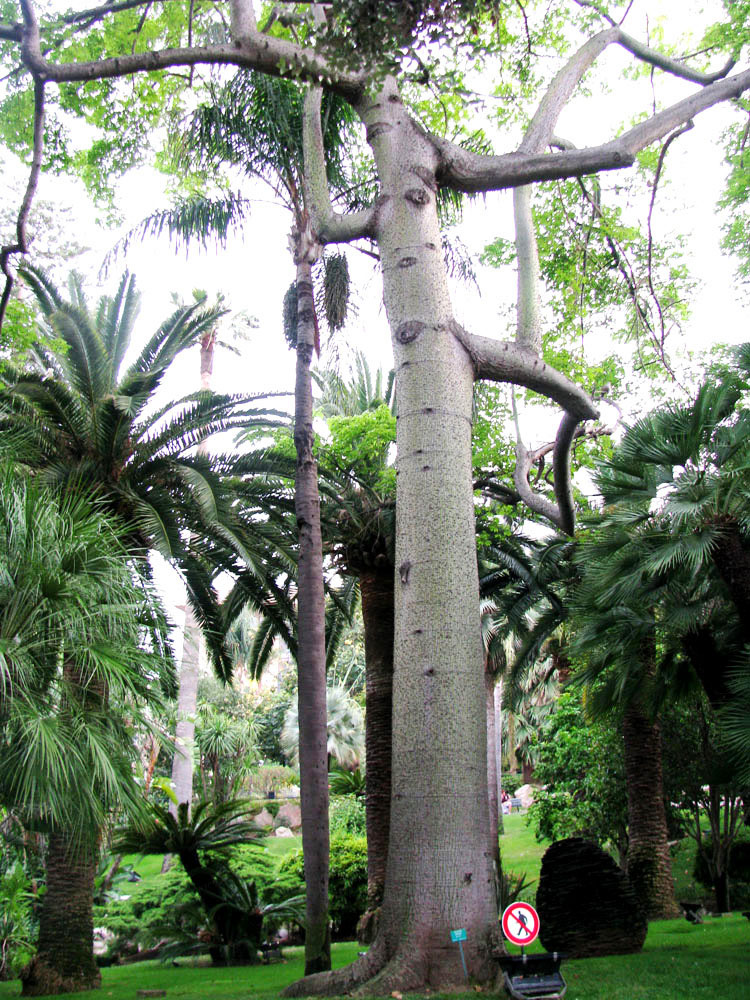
14, 0, 365, 102
302, 85, 377, 245
645, 120, 694, 362
0, 75, 45, 329
230, 0, 256, 40
453, 324, 599, 422
435, 31, 750, 194
0, 23, 22, 41
551, 412, 579, 536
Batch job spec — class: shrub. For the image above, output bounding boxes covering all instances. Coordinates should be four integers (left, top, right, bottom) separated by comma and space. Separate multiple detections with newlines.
95, 868, 197, 952
273, 834, 367, 940
96, 844, 293, 959
330, 795, 366, 837
0, 863, 35, 979
502, 774, 524, 797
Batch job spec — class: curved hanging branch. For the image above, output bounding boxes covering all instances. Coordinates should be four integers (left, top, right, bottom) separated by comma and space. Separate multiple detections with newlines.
0, 74, 45, 330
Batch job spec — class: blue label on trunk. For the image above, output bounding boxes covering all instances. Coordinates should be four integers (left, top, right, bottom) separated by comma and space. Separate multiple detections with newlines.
450, 928, 467, 942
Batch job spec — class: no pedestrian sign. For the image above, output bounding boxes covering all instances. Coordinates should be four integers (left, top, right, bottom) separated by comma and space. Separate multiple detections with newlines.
501, 902, 540, 947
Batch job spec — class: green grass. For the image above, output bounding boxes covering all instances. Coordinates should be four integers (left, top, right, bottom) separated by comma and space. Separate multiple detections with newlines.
0, 918, 747, 1000
500, 810, 548, 890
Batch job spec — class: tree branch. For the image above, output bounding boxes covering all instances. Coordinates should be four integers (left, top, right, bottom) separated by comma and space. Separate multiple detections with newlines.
551, 412, 579, 536
453, 324, 599, 421
435, 29, 750, 193
0, 74, 45, 330
302, 84, 377, 244
14, 0, 365, 102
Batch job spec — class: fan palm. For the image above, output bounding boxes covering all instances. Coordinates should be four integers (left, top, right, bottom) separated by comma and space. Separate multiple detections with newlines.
0, 264, 295, 679
282, 684, 364, 771
0, 469, 171, 995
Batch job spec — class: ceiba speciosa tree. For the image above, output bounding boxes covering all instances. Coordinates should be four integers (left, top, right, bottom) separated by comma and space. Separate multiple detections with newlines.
2, 1, 749, 993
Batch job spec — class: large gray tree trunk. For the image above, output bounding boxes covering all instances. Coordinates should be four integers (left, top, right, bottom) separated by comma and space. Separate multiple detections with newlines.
293, 252, 331, 975
289, 74, 500, 1000
486, 666, 501, 869
355, 79, 497, 992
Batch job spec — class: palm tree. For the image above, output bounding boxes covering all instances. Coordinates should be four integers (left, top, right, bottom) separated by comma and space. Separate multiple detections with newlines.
570, 353, 750, 915
0, 470, 170, 995
171, 72, 362, 975
282, 684, 364, 771
0, 264, 294, 677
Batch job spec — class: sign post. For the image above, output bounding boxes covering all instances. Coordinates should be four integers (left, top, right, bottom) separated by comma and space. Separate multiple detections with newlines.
501, 902, 540, 951
449, 928, 468, 980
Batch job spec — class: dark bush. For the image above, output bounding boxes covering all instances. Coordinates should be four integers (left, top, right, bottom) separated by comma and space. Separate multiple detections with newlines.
693, 834, 750, 885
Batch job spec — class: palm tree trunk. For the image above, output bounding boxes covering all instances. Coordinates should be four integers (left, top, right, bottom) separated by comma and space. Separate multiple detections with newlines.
621, 701, 679, 920
485, 665, 500, 863
21, 832, 100, 996
169, 324, 215, 818
494, 680, 504, 836
293, 250, 330, 975
171, 602, 201, 812
359, 568, 394, 919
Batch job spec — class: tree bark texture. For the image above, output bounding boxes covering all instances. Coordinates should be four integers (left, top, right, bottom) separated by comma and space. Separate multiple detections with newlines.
359, 568, 394, 915
621, 703, 679, 920
21, 833, 100, 995
293, 255, 331, 976
356, 80, 498, 992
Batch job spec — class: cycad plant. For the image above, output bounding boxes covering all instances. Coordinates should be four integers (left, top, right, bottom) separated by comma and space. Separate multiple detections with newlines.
116, 799, 270, 965
0, 264, 294, 677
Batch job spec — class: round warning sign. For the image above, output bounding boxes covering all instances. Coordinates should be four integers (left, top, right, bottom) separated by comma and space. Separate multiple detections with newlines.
501, 902, 540, 947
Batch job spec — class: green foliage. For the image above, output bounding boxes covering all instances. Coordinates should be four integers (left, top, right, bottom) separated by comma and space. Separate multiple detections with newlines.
249, 765, 299, 797
501, 774, 524, 797
252, 692, 295, 766
0, 863, 34, 979
693, 834, 750, 898
282, 686, 364, 770
527, 692, 628, 854
0, 470, 171, 838
322, 254, 351, 333
0, 265, 294, 681
329, 766, 366, 799
274, 834, 367, 940
329, 794, 366, 837
498, 869, 535, 912
95, 866, 196, 951
326, 405, 396, 494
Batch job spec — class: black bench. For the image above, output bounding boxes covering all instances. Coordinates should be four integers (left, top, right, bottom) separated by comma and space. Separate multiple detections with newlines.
498, 952, 567, 999
679, 901, 705, 924
259, 940, 283, 964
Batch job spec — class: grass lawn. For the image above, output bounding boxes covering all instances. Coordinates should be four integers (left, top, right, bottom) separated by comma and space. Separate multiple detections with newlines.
499, 811, 547, 891
0, 917, 747, 1000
